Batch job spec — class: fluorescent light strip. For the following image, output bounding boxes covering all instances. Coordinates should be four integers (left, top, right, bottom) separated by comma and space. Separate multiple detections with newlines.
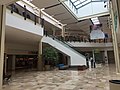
91, 17, 100, 24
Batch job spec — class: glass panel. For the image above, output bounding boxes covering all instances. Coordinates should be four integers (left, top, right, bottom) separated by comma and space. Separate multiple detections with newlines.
74, 1, 80, 5
60, 0, 109, 19
76, 0, 91, 8
71, 0, 77, 2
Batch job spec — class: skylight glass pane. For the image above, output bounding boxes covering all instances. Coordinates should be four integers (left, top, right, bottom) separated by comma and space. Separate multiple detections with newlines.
76, 0, 91, 8
59, 0, 109, 20
74, 1, 80, 5
71, 0, 77, 2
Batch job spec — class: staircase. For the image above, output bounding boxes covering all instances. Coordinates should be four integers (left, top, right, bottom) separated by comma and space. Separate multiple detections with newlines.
41, 36, 86, 66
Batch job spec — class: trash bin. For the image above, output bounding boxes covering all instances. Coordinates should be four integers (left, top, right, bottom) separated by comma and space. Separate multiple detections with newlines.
109, 80, 120, 90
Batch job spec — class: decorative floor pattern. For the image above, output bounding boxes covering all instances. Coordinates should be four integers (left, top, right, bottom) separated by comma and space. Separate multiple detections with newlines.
2, 64, 120, 90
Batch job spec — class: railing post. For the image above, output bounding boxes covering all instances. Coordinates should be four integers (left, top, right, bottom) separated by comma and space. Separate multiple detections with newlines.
41, 18, 44, 28
10, 4, 14, 13
23, 5, 27, 20
34, 15, 37, 25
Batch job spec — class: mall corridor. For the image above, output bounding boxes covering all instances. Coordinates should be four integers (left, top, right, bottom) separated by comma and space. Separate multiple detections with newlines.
2, 64, 120, 90
0, 0, 120, 89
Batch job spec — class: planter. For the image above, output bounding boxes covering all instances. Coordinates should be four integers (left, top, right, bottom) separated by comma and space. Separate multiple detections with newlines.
78, 65, 87, 71
109, 80, 120, 90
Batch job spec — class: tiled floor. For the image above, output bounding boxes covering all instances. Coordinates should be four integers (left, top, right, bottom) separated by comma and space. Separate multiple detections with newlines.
2, 64, 120, 90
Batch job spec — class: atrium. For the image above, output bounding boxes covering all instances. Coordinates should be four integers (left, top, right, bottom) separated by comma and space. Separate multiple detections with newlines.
0, 0, 120, 90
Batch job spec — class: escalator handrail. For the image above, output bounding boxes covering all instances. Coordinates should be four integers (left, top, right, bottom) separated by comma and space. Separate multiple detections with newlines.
47, 35, 86, 58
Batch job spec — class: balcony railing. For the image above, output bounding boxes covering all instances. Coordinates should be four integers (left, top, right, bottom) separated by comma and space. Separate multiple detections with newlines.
63, 36, 112, 43
7, 3, 44, 27
47, 35, 86, 58
45, 32, 112, 43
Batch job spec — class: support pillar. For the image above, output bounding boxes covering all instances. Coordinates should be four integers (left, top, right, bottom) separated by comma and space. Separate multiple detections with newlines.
92, 50, 95, 62
110, 1, 120, 73
92, 50, 96, 68
104, 50, 108, 65
52, 27, 56, 36
37, 40, 43, 70
104, 50, 108, 60
104, 50, 108, 57
61, 25, 65, 38
4, 53, 7, 75
0, 5, 6, 89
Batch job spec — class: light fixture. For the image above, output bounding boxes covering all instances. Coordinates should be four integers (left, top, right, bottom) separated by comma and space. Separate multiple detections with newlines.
91, 17, 100, 25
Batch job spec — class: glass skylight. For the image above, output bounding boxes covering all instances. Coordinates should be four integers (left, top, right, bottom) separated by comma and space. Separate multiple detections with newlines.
71, 0, 92, 9
60, 0, 109, 20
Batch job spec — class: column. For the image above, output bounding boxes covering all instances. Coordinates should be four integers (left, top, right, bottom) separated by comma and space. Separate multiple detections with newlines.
52, 27, 56, 36
61, 25, 65, 38
116, 0, 120, 23
92, 50, 96, 68
4, 53, 7, 75
0, 5, 6, 89
12, 55, 16, 71
104, 50, 108, 60
104, 50, 108, 65
37, 40, 43, 70
110, 1, 120, 73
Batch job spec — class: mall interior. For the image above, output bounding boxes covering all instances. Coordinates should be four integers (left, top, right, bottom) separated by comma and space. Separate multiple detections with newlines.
0, 0, 120, 90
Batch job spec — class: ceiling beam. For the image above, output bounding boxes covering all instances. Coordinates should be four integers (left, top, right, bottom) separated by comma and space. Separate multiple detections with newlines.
0, 0, 19, 5
44, 3, 62, 9
52, 12, 66, 17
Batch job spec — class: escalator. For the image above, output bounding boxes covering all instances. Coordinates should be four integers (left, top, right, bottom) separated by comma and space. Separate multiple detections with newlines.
41, 36, 86, 66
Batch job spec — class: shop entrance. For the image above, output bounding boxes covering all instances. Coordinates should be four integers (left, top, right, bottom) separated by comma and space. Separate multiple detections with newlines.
15, 55, 38, 70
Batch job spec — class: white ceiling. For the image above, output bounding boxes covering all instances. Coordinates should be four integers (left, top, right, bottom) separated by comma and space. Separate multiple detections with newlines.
5, 26, 42, 46
32, 0, 110, 36
1, 0, 110, 36
0, 0, 17, 5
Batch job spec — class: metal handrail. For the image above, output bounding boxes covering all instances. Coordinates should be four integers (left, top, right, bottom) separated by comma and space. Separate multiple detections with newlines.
48, 35, 86, 58
7, 3, 43, 26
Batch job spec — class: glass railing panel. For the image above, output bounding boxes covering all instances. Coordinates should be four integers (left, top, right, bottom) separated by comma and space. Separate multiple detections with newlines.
7, 3, 41, 25
63, 36, 112, 43
47, 35, 86, 58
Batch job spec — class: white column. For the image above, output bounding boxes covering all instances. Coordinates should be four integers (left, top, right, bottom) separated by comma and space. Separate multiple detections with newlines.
92, 50, 96, 68
110, 1, 120, 73
92, 50, 95, 62
37, 40, 43, 70
61, 25, 65, 37
52, 27, 56, 36
0, 5, 6, 89
104, 50, 108, 61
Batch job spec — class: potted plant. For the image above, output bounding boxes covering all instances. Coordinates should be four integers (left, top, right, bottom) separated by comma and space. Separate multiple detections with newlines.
42, 47, 59, 70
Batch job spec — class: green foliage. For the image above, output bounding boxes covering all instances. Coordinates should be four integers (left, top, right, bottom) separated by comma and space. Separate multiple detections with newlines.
43, 47, 59, 65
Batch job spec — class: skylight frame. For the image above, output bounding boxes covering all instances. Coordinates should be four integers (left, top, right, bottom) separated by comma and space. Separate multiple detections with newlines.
60, 0, 109, 20
70, 0, 108, 9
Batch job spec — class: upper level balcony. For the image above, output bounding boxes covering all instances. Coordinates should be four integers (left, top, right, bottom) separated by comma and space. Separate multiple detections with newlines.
54, 35, 113, 48
6, 3, 44, 36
